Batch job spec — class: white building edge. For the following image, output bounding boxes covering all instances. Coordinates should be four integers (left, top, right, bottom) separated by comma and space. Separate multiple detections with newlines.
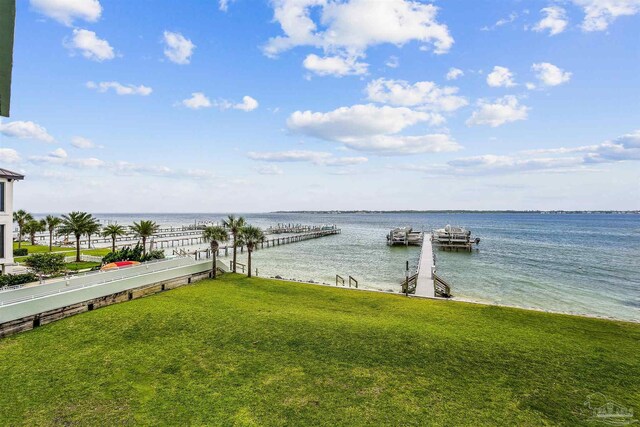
0, 168, 24, 273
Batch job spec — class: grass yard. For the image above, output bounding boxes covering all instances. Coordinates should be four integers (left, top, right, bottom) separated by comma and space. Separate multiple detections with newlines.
0, 274, 637, 426
81, 247, 112, 257
64, 261, 101, 271
13, 242, 70, 254
13, 243, 112, 262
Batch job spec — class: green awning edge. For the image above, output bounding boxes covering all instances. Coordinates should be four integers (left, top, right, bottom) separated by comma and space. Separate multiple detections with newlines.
0, 0, 16, 117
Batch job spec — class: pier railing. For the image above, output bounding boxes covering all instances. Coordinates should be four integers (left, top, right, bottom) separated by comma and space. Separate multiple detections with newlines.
433, 273, 451, 298
348, 276, 358, 289
402, 273, 418, 294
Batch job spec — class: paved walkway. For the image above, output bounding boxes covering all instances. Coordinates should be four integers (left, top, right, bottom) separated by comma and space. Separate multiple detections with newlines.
414, 235, 435, 297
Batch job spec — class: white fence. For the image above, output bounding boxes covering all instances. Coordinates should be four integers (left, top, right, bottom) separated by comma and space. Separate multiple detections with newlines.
63, 255, 104, 263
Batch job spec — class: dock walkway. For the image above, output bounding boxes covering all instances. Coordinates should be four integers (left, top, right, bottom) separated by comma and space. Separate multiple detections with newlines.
414, 235, 435, 297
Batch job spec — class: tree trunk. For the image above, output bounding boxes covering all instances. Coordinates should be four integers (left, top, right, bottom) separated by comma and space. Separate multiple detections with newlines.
75, 234, 81, 262
232, 232, 237, 273
88, 234, 91, 249
247, 247, 252, 278
49, 230, 53, 252
142, 237, 147, 256
211, 242, 219, 278
30, 233, 35, 245
112, 236, 116, 253
18, 227, 22, 249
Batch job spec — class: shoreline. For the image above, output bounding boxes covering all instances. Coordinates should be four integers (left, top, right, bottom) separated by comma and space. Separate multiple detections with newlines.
267, 275, 640, 325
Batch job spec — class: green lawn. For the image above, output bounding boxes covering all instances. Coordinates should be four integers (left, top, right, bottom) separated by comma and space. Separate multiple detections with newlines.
64, 261, 101, 271
13, 243, 112, 262
13, 242, 70, 254
0, 274, 637, 426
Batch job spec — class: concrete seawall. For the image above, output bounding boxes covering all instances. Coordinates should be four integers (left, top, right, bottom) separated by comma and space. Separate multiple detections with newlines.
0, 257, 227, 338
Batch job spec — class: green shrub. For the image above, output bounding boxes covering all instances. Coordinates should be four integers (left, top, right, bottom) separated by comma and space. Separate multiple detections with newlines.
25, 253, 66, 276
102, 243, 165, 264
0, 273, 38, 288
13, 248, 28, 257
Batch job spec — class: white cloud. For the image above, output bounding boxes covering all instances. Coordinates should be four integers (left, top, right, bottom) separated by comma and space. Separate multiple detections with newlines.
533, 6, 568, 36
0, 120, 55, 142
486, 66, 516, 87
248, 150, 368, 166
0, 148, 20, 163
532, 62, 572, 86
29, 153, 105, 168
30, 0, 101, 26
447, 154, 582, 175
526, 82, 537, 90
215, 96, 259, 112
163, 31, 195, 64
256, 165, 285, 175
340, 133, 461, 155
263, 0, 453, 76
288, 103, 442, 141
181, 92, 212, 109
71, 157, 105, 168
71, 136, 96, 149
65, 29, 115, 61
234, 96, 259, 112
584, 130, 640, 163
426, 130, 640, 176
287, 104, 459, 155
466, 96, 529, 127
572, 0, 640, 31
49, 148, 68, 159
446, 67, 464, 80
481, 12, 518, 31
86, 81, 152, 96
219, 0, 236, 12
386, 56, 399, 68
365, 78, 468, 112
303, 54, 368, 76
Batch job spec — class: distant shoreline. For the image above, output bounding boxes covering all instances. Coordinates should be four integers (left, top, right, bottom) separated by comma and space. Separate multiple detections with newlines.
271, 210, 640, 215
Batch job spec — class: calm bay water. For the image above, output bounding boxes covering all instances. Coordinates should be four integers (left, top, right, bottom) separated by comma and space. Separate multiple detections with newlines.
91, 212, 640, 322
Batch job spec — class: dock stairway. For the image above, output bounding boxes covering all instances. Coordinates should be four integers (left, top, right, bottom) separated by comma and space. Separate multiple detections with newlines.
336, 275, 359, 288
433, 273, 451, 298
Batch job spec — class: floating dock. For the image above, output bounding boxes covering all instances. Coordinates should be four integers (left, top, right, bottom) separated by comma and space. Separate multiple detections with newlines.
387, 227, 423, 246
432, 225, 479, 252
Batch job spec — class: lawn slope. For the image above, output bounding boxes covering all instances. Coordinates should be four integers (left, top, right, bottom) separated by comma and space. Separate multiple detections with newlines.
0, 274, 638, 426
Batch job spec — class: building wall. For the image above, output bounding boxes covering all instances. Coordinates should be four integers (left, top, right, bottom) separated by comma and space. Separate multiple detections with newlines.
0, 178, 15, 267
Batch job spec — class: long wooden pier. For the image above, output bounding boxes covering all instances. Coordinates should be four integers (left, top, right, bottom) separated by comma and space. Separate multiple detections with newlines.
414, 235, 435, 297
177, 227, 342, 259
413, 235, 451, 298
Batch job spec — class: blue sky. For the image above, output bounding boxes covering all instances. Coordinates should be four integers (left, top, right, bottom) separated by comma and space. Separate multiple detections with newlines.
1, 0, 639, 212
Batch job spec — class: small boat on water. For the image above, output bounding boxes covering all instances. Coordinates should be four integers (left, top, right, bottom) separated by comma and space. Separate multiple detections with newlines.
387, 227, 423, 246
432, 225, 480, 252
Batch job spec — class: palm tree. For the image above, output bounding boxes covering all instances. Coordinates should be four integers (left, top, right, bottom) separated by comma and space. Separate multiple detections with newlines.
44, 215, 62, 251
202, 225, 229, 279
24, 219, 45, 245
223, 215, 245, 273
59, 212, 96, 262
13, 209, 33, 248
130, 220, 159, 256
85, 219, 101, 249
102, 224, 126, 253
238, 225, 264, 278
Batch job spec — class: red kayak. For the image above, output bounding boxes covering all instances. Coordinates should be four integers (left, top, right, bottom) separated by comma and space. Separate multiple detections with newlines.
101, 261, 141, 271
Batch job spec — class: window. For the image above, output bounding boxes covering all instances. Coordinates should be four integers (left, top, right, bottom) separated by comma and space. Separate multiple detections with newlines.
0, 224, 4, 259
0, 182, 4, 212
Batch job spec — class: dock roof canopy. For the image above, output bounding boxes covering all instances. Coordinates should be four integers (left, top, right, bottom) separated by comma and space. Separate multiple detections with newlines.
0, 0, 16, 117
0, 168, 24, 180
